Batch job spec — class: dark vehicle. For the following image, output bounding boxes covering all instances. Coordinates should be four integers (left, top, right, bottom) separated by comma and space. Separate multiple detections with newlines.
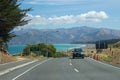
72, 48, 84, 59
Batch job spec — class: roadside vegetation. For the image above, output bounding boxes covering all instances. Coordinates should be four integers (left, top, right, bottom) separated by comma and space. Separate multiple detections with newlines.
0, 52, 16, 64
19, 43, 68, 58
53, 52, 68, 58
85, 41, 120, 64
0, 0, 31, 49
112, 41, 120, 48
0, 0, 31, 64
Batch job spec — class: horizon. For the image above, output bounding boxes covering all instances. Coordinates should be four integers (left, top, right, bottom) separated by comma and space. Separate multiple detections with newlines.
15, 26, 120, 31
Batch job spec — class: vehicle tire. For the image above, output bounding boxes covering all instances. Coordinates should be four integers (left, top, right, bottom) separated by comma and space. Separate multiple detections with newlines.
82, 56, 84, 59
72, 55, 75, 59
73, 56, 75, 59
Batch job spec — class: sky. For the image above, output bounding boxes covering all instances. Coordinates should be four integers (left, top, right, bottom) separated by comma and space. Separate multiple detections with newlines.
18, 0, 120, 30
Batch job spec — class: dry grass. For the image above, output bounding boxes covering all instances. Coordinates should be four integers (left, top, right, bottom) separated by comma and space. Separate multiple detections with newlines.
84, 48, 120, 64
0, 52, 16, 64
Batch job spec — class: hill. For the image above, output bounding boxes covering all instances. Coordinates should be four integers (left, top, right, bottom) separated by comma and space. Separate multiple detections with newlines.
0, 52, 16, 64
9, 26, 120, 45
112, 41, 120, 48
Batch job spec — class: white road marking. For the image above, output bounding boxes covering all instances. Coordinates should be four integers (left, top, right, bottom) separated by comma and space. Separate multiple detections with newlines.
89, 58, 120, 70
69, 59, 79, 72
0, 60, 38, 76
12, 59, 51, 80
74, 68, 79, 72
69, 63, 72, 66
0, 60, 21, 66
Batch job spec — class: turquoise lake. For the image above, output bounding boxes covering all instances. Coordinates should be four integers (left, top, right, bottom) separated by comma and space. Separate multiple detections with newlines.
8, 44, 86, 55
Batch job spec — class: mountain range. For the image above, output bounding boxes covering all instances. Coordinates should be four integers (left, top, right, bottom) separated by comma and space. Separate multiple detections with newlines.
9, 26, 120, 45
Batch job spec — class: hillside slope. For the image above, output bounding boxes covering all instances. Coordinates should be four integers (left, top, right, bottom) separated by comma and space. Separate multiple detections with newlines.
0, 52, 16, 64
9, 26, 120, 45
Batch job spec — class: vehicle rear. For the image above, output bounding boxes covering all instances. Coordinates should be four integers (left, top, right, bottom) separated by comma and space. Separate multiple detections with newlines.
72, 48, 84, 59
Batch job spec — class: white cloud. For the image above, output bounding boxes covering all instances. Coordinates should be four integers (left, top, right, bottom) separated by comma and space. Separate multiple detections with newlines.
25, 11, 108, 26
26, 14, 47, 25
77, 11, 108, 22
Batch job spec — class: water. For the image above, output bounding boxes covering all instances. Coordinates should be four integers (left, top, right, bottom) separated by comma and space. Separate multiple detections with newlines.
54, 44, 85, 50
8, 44, 86, 55
8, 45, 26, 55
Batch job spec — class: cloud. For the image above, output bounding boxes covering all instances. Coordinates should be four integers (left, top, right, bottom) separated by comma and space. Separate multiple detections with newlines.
25, 11, 108, 26
78, 11, 108, 22
26, 14, 47, 25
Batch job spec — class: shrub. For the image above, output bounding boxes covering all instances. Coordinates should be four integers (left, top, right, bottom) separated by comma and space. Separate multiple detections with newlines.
22, 43, 56, 57
99, 54, 113, 62
53, 52, 68, 58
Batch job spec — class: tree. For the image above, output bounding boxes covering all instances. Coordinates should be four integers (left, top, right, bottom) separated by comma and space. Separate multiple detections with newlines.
0, 0, 31, 49
22, 45, 31, 56
39, 43, 47, 56
48, 44, 56, 57
22, 43, 56, 57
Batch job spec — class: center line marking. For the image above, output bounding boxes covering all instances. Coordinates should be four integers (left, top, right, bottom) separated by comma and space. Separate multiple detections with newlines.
69, 63, 72, 66
74, 68, 79, 72
12, 59, 51, 80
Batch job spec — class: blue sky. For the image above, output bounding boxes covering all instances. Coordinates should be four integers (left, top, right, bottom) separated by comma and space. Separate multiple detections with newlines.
19, 0, 120, 30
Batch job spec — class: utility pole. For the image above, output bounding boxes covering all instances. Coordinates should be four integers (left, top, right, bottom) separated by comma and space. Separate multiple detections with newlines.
45, 31, 48, 58
45, 30, 59, 58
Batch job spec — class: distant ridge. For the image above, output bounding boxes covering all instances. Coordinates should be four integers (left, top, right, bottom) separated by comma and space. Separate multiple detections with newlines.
9, 26, 120, 45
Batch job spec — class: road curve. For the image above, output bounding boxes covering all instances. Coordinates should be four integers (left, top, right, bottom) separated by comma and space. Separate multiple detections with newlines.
0, 58, 120, 80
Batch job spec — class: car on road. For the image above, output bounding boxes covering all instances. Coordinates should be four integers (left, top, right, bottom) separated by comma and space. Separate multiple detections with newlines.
72, 48, 85, 59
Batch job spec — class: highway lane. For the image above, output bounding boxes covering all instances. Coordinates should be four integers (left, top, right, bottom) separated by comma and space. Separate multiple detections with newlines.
0, 58, 120, 80
0, 59, 33, 72
0, 59, 46, 80
71, 58, 120, 80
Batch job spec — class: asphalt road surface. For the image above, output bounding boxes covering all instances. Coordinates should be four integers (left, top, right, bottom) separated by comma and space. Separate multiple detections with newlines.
0, 59, 33, 72
0, 58, 120, 80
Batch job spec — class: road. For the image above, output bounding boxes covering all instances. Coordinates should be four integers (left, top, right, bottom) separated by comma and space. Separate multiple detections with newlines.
0, 59, 33, 72
0, 58, 120, 80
